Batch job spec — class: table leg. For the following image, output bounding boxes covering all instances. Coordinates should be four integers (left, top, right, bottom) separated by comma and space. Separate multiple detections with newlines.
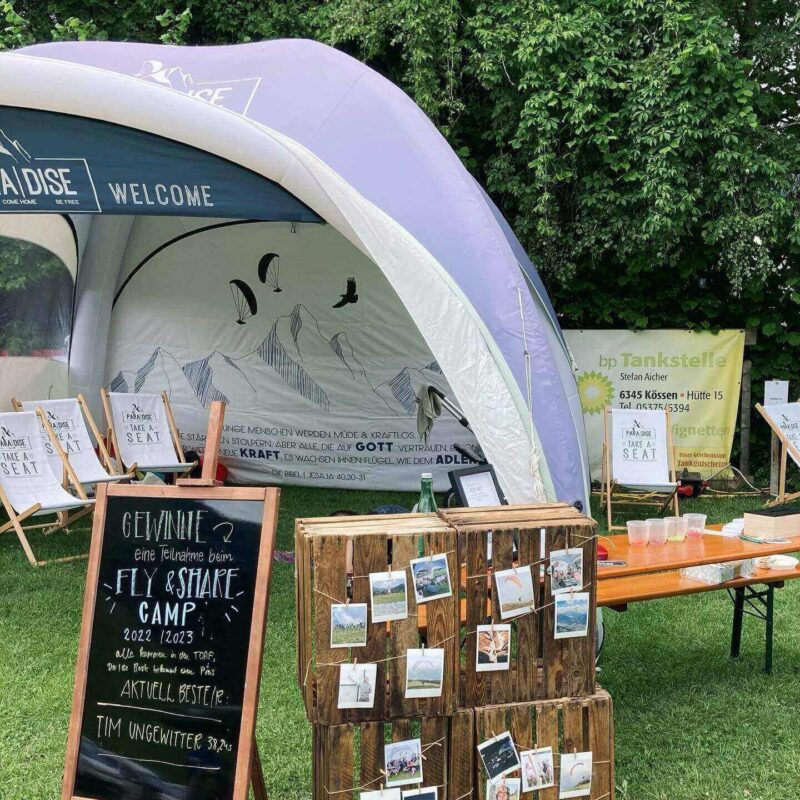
251, 743, 268, 800
730, 587, 745, 659
765, 584, 774, 675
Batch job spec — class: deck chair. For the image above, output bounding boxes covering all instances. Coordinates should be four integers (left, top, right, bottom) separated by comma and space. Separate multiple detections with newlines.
101, 390, 195, 476
756, 401, 800, 506
601, 406, 679, 531
11, 395, 134, 488
0, 410, 95, 566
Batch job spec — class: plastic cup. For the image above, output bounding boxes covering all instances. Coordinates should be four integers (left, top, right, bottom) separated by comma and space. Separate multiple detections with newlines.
627, 520, 648, 547
665, 516, 686, 542
646, 518, 667, 545
684, 513, 707, 540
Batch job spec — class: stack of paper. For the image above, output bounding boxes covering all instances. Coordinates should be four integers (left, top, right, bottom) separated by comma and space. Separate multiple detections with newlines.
720, 518, 745, 538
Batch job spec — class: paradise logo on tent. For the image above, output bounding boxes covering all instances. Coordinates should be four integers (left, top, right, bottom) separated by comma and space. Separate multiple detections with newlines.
0, 128, 100, 212
134, 60, 262, 116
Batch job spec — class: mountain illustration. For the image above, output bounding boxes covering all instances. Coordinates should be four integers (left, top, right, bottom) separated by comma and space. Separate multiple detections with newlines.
183, 352, 256, 406
107, 306, 448, 417
0, 129, 31, 163
135, 60, 194, 91
374, 365, 447, 415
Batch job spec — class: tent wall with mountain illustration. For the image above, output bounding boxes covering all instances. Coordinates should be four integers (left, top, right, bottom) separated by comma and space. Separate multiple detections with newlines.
0, 39, 589, 505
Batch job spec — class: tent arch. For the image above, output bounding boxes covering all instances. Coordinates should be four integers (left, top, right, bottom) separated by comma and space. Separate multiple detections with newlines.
0, 51, 555, 502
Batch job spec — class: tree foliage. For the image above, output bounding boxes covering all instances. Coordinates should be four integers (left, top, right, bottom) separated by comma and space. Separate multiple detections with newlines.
1, 0, 798, 474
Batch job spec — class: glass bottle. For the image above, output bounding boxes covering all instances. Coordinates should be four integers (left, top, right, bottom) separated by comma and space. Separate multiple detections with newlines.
417, 472, 438, 513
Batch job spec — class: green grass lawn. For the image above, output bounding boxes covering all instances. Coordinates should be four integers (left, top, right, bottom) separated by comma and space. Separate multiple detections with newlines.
2, 487, 800, 799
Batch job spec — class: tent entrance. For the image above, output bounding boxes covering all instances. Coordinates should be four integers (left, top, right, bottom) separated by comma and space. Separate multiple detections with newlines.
103, 217, 478, 488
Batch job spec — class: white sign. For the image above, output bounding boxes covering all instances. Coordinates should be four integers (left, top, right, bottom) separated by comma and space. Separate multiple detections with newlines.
610, 408, 671, 486
764, 380, 789, 406
459, 471, 501, 507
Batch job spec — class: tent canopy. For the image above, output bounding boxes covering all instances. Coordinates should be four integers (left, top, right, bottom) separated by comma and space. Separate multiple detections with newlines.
0, 39, 589, 507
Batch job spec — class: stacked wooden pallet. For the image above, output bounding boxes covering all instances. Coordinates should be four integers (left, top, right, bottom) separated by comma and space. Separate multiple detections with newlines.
295, 504, 614, 799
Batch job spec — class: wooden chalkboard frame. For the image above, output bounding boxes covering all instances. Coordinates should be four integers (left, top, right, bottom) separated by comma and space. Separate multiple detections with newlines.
61, 481, 280, 800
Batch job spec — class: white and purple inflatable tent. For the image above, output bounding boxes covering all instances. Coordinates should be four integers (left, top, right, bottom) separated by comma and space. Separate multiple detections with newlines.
0, 39, 589, 506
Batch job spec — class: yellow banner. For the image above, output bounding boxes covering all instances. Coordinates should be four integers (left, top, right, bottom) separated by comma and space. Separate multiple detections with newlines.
563, 329, 745, 479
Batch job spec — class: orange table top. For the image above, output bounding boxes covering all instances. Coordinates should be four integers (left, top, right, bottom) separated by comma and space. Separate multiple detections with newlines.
597, 563, 800, 607
597, 530, 800, 580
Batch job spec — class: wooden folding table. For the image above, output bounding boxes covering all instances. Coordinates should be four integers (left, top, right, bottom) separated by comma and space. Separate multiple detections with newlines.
597, 528, 800, 673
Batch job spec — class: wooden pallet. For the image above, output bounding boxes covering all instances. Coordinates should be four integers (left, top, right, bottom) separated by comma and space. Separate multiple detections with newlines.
450, 687, 614, 800
439, 505, 598, 705
313, 716, 452, 799
296, 513, 460, 724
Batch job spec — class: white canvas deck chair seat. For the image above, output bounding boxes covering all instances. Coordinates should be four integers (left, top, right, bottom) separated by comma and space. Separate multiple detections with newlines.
102, 390, 195, 476
0, 410, 95, 566
602, 406, 679, 531
12, 396, 133, 488
755, 401, 800, 506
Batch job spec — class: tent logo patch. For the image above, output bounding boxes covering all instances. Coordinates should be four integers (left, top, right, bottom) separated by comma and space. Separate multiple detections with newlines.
0, 128, 100, 212
134, 60, 262, 116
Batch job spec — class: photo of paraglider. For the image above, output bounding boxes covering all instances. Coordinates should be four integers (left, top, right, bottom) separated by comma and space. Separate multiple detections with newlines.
258, 252, 282, 292
229, 278, 258, 324
494, 565, 536, 620
559, 751, 592, 798
404, 647, 444, 698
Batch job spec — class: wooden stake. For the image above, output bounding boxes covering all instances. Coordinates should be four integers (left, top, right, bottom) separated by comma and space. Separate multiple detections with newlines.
177, 400, 226, 487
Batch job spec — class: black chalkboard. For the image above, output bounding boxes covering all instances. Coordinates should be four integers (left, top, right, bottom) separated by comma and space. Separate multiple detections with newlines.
62, 484, 278, 800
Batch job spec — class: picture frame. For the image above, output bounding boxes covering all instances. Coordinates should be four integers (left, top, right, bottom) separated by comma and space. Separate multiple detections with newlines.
448, 463, 506, 508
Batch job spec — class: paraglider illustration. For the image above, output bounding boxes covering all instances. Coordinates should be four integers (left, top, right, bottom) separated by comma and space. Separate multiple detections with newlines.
332, 276, 358, 308
229, 278, 258, 325
258, 252, 282, 292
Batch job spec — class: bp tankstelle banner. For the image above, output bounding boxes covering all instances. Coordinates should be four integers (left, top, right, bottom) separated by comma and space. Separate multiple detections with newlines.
564, 329, 745, 479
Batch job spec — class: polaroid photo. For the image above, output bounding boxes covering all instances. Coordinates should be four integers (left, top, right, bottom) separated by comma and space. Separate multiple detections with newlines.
385, 738, 423, 787
550, 548, 583, 595
409, 553, 453, 604
362, 791, 402, 800
337, 663, 377, 709
486, 776, 521, 800
401, 788, 438, 800
559, 751, 592, 798
369, 571, 409, 623
477, 731, 520, 780
494, 565, 536, 620
476, 624, 511, 672
330, 603, 368, 648
553, 592, 590, 639
405, 647, 444, 699
520, 746, 555, 792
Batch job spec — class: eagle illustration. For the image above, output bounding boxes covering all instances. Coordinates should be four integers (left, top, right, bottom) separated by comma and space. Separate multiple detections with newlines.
332, 277, 358, 308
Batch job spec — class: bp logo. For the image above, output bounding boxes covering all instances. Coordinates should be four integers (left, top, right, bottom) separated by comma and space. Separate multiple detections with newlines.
577, 371, 614, 414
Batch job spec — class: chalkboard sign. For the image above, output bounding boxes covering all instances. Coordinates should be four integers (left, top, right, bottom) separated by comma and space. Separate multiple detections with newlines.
62, 483, 279, 800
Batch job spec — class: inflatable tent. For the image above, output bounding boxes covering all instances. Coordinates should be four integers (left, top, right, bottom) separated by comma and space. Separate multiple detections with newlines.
0, 39, 589, 507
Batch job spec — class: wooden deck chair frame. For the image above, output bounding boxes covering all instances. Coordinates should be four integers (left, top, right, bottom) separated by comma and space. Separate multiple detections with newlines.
100, 388, 195, 478
0, 408, 94, 567
600, 405, 680, 531
755, 401, 800, 507
10, 394, 136, 483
